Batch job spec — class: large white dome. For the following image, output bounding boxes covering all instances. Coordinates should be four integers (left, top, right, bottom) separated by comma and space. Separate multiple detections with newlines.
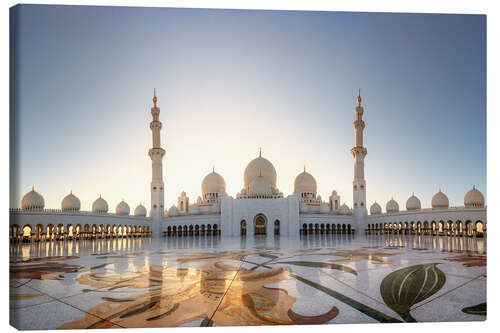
21, 187, 45, 210
386, 198, 399, 213
406, 193, 421, 210
61, 191, 81, 211
370, 201, 381, 215
116, 200, 130, 216
464, 185, 484, 208
134, 203, 147, 217
432, 189, 449, 209
244, 153, 277, 190
294, 169, 317, 194
248, 173, 273, 196
201, 170, 226, 196
92, 195, 108, 213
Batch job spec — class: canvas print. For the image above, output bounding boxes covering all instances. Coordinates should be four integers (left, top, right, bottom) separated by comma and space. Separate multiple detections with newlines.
9, 4, 486, 330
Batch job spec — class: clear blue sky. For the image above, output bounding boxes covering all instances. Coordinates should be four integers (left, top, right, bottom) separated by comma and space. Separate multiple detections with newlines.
10, 4, 486, 211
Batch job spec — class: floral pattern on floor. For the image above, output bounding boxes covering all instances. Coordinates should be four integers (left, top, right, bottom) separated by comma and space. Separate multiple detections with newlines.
9, 234, 486, 329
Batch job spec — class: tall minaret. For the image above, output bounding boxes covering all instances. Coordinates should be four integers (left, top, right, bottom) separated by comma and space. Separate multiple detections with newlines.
351, 89, 367, 220
149, 89, 165, 236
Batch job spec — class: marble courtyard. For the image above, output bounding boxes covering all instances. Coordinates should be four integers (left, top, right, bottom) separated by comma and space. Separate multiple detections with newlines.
10, 233, 486, 329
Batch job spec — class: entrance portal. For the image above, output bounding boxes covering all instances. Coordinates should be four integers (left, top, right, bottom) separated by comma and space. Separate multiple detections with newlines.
254, 215, 267, 235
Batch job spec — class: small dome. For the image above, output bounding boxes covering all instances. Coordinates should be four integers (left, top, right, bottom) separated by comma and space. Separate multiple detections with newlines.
168, 205, 179, 217
432, 189, 449, 209
244, 153, 277, 190
320, 203, 330, 213
92, 196, 108, 213
189, 204, 200, 215
116, 200, 130, 216
134, 203, 147, 217
370, 201, 381, 215
339, 204, 350, 215
61, 191, 81, 211
464, 185, 484, 208
248, 173, 273, 196
294, 169, 317, 195
386, 198, 399, 213
21, 187, 45, 210
201, 169, 226, 196
406, 193, 421, 210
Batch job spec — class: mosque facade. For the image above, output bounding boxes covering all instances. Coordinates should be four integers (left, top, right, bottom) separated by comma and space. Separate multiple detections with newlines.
9, 90, 487, 241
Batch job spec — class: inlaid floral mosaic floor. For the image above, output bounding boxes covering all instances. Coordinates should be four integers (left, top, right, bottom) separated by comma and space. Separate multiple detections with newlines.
9, 234, 486, 329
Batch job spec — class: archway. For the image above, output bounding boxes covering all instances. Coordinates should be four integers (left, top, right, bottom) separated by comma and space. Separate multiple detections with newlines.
274, 220, 280, 235
476, 221, 484, 237
254, 214, 267, 235
22, 225, 32, 242
241, 220, 247, 236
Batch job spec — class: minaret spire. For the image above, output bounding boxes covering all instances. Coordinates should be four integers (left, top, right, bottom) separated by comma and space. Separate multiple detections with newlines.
149, 88, 166, 237
351, 88, 368, 221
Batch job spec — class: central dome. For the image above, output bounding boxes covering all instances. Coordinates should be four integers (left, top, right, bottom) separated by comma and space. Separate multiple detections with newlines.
249, 174, 273, 196
244, 152, 277, 190
294, 169, 317, 194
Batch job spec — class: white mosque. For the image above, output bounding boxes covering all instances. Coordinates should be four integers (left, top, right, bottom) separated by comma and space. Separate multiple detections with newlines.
9, 90, 487, 241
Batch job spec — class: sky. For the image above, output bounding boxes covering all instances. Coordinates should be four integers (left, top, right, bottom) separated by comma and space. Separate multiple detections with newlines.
10, 4, 486, 212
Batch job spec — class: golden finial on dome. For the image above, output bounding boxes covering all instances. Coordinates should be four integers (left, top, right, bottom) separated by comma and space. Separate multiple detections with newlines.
259, 147, 262, 158
357, 88, 362, 106
153, 88, 158, 107
304, 165, 306, 172
32, 185, 35, 192
212, 165, 215, 173
70, 190, 72, 195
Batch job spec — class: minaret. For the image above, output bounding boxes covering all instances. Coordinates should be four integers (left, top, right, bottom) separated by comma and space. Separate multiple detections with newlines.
351, 89, 367, 220
148, 89, 165, 236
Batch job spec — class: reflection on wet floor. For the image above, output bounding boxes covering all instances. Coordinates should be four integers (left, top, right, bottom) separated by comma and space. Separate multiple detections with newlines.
10, 234, 486, 329
10, 233, 486, 259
